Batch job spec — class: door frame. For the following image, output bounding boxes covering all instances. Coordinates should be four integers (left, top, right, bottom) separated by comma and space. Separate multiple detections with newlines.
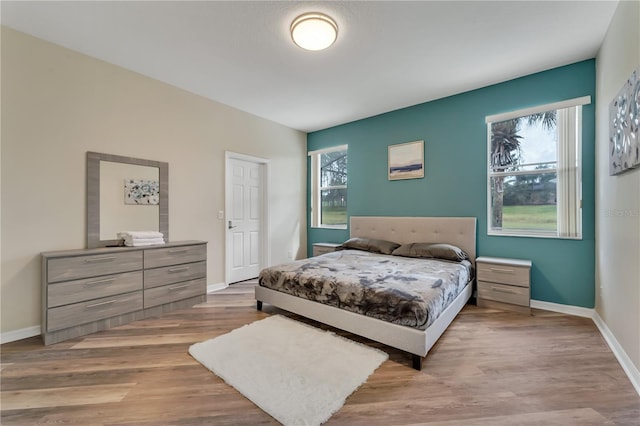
224, 151, 271, 285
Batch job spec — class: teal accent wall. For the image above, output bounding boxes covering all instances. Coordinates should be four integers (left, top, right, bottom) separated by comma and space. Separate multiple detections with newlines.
307, 60, 596, 308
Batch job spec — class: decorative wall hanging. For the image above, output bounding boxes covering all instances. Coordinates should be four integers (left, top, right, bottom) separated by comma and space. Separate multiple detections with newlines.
609, 66, 640, 175
388, 140, 424, 180
124, 179, 159, 205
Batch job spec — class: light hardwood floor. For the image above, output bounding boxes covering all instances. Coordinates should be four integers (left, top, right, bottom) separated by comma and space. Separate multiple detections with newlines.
2, 280, 639, 425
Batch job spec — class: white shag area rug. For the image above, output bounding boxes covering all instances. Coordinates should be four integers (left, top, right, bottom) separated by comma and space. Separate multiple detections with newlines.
189, 315, 388, 426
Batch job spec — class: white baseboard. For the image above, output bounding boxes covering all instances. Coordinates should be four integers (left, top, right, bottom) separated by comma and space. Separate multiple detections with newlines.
2, 284, 227, 344
530, 299, 594, 318
532, 299, 639, 397
593, 312, 640, 397
1, 325, 41, 344
207, 282, 228, 293
3, 296, 638, 397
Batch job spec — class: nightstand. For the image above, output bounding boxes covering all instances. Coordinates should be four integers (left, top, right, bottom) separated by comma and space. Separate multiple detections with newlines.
476, 256, 532, 315
312, 243, 341, 257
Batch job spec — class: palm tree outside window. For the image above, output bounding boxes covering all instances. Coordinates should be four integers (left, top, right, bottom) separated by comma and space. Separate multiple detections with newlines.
486, 97, 590, 239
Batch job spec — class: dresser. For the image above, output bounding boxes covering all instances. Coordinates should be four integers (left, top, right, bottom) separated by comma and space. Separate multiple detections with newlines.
42, 241, 206, 345
476, 256, 532, 315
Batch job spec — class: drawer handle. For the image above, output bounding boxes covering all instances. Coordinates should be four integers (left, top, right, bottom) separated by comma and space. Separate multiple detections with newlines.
86, 299, 118, 308
168, 284, 190, 291
491, 286, 517, 294
84, 278, 116, 286
84, 256, 116, 263
168, 249, 189, 254
489, 267, 514, 273
168, 267, 189, 273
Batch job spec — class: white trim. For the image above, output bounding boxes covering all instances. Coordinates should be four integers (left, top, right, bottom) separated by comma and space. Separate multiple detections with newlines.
490, 167, 557, 178
320, 184, 347, 191
310, 153, 320, 226
528, 300, 639, 396
224, 151, 270, 165
492, 161, 556, 171
308, 144, 348, 156
486, 123, 492, 237
485, 96, 591, 124
1, 325, 41, 344
207, 282, 228, 293
309, 144, 348, 228
531, 299, 594, 318
2, 299, 637, 396
487, 230, 582, 240
224, 151, 271, 285
311, 224, 348, 230
593, 312, 640, 396
487, 99, 585, 240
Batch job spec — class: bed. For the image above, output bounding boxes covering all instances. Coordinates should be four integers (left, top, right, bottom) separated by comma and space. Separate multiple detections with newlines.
255, 216, 476, 369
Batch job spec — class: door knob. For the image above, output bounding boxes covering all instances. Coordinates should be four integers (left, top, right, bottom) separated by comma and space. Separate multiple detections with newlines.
228, 221, 238, 230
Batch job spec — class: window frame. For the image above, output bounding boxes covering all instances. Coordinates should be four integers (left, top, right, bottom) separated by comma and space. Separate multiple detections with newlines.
309, 144, 348, 229
485, 96, 590, 239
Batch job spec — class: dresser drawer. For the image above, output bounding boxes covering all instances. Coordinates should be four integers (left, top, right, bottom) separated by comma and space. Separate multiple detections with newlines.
48, 271, 143, 308
478, 281, 529, 307
143, 278, 206, 308
144, 261, 206, 289
144, 245, 206, 269
477, 262, 530, 287
47, 291, 142, 332
47, 251, 143, 283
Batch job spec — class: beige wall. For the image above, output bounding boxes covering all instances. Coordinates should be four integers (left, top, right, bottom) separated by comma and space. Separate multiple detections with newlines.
0, 27, 307, 335
595, 0, 640, 377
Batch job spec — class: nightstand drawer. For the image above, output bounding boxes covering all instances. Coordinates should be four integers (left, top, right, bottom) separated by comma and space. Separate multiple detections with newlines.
477, 262, 530, 287
312, 243, 340, 257
478, 281, 529, 307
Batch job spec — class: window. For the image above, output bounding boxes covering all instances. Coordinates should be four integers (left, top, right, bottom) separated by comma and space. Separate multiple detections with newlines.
309, 145, 347, 228
486, 96, 590, 239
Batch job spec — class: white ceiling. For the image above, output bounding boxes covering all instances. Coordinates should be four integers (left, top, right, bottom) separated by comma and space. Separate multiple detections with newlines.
1, 1, 618, 133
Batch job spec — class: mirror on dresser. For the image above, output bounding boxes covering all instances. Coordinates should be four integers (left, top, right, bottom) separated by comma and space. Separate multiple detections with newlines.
86, 152, 169, 248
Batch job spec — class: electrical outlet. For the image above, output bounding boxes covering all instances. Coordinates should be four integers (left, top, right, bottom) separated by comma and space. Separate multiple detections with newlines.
287, 251, 293, 259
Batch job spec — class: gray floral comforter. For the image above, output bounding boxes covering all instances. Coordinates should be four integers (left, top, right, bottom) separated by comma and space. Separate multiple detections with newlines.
258, 250, 473, 330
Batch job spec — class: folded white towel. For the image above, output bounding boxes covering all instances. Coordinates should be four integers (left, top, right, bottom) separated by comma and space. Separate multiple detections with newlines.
118, 231, 164, 240
123, 237, 165, 247
124, 241, 166, 247
124, 237, 164, 243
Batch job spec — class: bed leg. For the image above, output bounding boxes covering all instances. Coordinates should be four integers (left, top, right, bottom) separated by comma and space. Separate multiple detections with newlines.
412, 354, 423, 371
256, 300, 263, 311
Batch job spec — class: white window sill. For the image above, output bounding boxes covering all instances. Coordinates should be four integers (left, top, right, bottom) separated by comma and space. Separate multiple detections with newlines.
311, 225, 347, 230
488, 230, 582, 240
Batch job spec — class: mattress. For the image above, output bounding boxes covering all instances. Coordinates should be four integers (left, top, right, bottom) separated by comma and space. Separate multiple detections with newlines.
258, 249, 473, 330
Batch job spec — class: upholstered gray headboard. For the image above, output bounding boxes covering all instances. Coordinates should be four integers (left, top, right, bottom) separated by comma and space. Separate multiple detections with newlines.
350, 216, 477, 261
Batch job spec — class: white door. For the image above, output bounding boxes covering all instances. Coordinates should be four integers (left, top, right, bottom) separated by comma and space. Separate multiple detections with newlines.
227, 157, 263, 283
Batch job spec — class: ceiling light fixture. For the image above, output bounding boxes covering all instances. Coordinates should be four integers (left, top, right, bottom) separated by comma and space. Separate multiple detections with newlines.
290, 12, 338, 51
